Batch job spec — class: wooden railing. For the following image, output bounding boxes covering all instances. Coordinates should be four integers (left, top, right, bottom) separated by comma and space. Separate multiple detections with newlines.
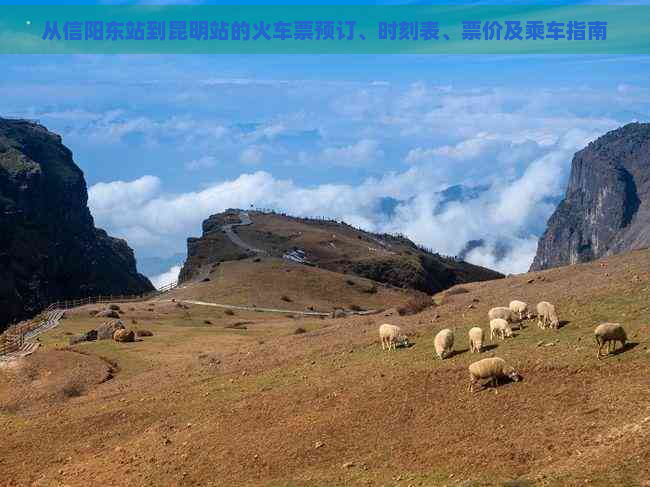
0, 331, 24, 356
1, 313, 45, 356
42, 279, 179, 312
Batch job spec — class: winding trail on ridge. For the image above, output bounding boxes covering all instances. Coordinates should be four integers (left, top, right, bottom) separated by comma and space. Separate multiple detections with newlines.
222, 211, 265, 254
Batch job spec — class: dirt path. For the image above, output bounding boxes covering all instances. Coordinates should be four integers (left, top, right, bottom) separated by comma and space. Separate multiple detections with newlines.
179, 299, 331, 316
222, 211, 265, 254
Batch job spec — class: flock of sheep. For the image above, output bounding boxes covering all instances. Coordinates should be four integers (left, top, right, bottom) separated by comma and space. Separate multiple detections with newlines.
379, 299, 629, 392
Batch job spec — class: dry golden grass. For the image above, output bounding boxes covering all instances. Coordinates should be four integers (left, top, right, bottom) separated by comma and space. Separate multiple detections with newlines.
169, 257, 411, 313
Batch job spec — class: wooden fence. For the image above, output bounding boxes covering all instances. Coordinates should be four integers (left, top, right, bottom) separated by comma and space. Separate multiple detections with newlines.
0, 329, 24, 356
0, 280, 178, 357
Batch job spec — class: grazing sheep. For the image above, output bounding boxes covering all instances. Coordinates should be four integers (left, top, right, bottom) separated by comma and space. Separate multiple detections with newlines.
536, 301, 559, 329
490, 318, 512, 341
488, 306, 516, 323
379, 324, 409, 351
594, 323, 627, 358
434, 328, 454, 359
509, 300, 531, 323
468, 327, 484, 353
468, 357, 521, 392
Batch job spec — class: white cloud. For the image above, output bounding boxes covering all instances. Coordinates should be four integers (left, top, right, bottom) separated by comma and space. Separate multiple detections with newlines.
240, 146, 264, 165
321, 139, 383, 167
185, 156, 217, 171
150, 265, 182, 290
465, 237, 540, 276
89, 175, 161, 212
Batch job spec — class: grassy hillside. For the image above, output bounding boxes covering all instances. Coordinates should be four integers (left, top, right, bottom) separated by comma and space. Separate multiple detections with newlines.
1, 249, 649, 486
170, 257, 412, 313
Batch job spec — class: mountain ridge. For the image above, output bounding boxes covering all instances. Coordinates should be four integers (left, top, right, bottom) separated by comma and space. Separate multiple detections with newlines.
179, 209, 503, 294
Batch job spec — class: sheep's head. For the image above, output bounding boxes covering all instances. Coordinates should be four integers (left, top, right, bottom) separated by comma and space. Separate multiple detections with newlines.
550, 311, 559, 327
398, 335, 410, 347
526, 311, 534, 320
504, 365, 521, 382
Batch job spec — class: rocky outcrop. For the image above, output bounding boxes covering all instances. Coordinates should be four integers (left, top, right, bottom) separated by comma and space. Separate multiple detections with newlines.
531, 123, 650, 271
0, 118, 153, 330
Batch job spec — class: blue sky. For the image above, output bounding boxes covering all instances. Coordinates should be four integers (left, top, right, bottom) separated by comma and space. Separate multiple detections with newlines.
2, 2, 650, 283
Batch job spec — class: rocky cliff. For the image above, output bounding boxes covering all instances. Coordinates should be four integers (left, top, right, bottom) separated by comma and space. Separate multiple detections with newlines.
0, 118, 154, 330
531, 122, 650, 271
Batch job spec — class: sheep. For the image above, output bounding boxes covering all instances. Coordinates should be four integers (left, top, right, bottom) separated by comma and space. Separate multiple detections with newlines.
468, 357, 521, 392
594, 323, 627, 358
509, 300, 531, 324
379, 324, 409, 351
536, 301, 559, 329
488, 306, 516, 324
490, 318, 512, 341
434, 328, 454, 359
468, 327, 484, 353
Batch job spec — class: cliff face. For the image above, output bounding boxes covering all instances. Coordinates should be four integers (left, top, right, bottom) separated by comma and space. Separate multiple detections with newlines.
531, 123, 650, 271
0, 118, 153, 329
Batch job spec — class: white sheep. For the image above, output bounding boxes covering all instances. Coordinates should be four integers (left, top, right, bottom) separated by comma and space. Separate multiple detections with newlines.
488, 306, 516, 323
434, 328, 454, 359
536, 301, 559, 329
594, 323, 627, 358
509, 300, 531, 323
379, 323, 409, 351
468, 357, 521, 392
490, 318, 512, 341
468, 327, 484, 353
